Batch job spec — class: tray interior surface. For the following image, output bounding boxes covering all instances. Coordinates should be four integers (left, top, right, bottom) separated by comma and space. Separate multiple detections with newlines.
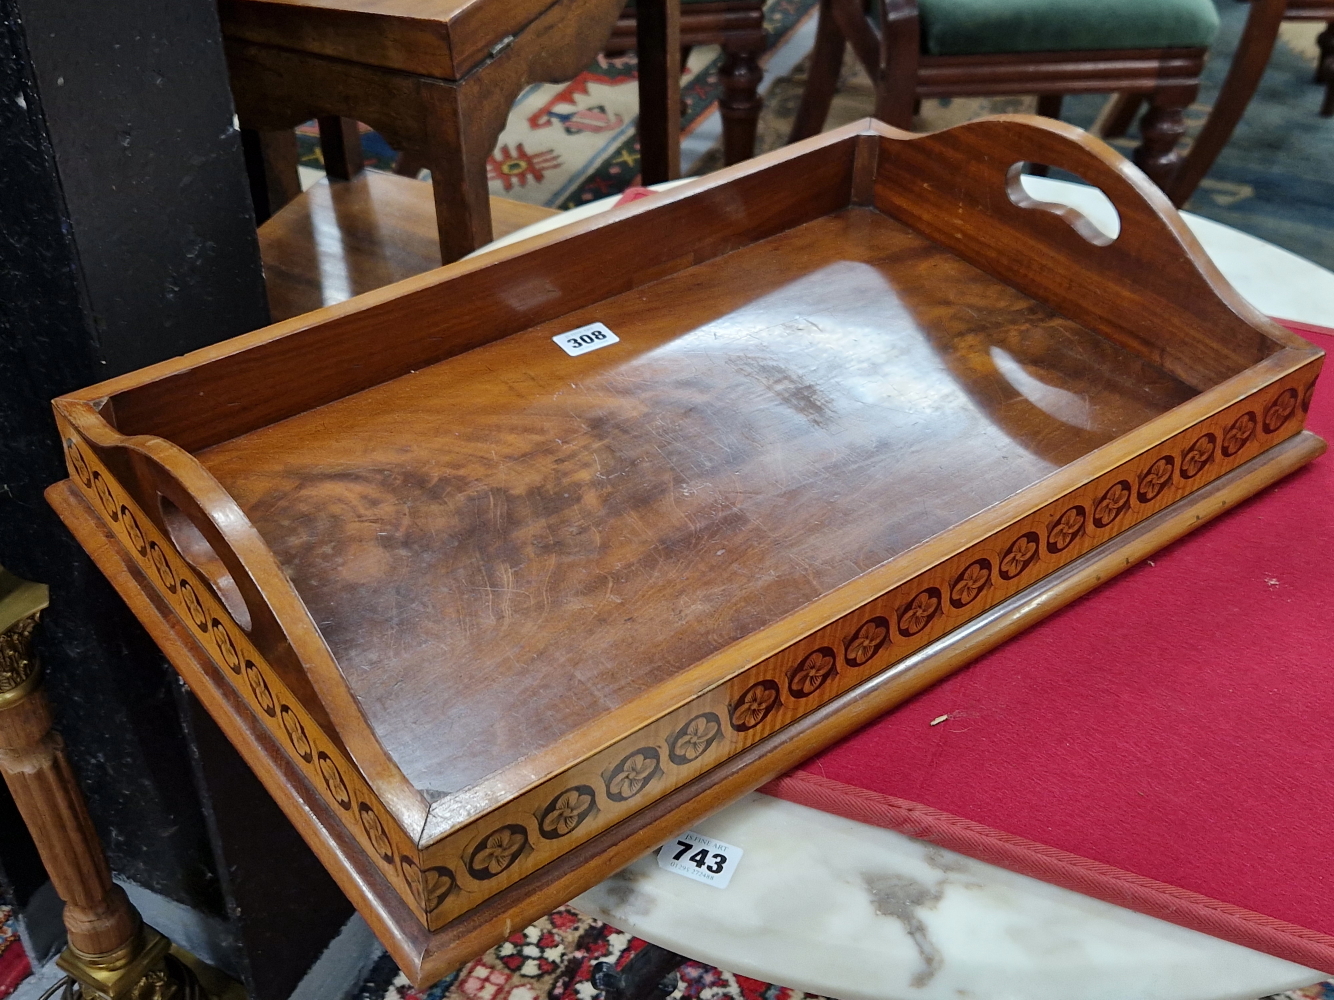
198, 206, 1196, 799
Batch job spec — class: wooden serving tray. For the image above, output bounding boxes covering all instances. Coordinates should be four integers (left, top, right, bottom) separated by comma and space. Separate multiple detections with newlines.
48, 118, 1324, 980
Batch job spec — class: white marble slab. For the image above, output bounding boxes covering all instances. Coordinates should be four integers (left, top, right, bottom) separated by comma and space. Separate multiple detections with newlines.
574, 795, 1324, 1000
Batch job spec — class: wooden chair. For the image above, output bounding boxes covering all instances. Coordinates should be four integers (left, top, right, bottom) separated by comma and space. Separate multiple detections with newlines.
222, 0, 682, 263
605, 0, 768, 165
1113, 0, 1332, 207
787, 0, 1221, 191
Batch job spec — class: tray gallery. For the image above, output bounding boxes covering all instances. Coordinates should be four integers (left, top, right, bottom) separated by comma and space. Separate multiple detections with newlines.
48, 117, 1324, 978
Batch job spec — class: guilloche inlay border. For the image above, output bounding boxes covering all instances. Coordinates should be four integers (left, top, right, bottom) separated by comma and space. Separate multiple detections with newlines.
59, 362, 1319, 930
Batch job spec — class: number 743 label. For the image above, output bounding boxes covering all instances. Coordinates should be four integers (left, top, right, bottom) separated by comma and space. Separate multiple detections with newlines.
656, 830, 743, 888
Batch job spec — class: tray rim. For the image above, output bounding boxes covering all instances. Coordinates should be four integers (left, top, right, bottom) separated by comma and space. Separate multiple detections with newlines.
49, 116, 1327, 932
46, 429, 1329, 981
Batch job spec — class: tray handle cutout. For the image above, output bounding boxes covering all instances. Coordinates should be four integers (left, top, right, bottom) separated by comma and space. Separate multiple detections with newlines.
870, 115, 1283, 393
59, 407, 432, 828
159, 494, 254, 632
1006, 163, 1120, 245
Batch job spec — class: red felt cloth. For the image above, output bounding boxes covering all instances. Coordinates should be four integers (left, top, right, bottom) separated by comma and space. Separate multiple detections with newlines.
0, 938, 30, 1000
765, 321, 1334, 971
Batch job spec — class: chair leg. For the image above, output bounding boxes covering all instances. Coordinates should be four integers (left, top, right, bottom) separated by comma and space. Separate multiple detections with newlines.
1036, 94, 1063, 121
317, 116, 364, 181
421, 81, 496, 263
1315, 21, 1333, 83
1318, 22, 1334, 116
1132, 83, 1196, 193
789, 0, 847, 142
719, 43, 763, 164
1099, 93, 1144, 138
1165, 0, 1284, 206
393, 150, 429, 178
240, 127, 301, 224
636, 0, 682, 183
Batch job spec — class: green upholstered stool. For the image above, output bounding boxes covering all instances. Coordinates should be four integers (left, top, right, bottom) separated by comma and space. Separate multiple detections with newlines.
607, 0, 767, 165
789, 0, 1221, 191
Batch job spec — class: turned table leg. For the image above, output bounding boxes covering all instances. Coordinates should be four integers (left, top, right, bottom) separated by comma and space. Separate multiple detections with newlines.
1132, 84, 1196, 193
0, 568, 235, 1000
719, 45, 763, 165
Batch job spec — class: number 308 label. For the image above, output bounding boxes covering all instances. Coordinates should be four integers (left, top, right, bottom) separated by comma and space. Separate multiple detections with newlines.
553, 322, 620, 357
657, 830, 743, 888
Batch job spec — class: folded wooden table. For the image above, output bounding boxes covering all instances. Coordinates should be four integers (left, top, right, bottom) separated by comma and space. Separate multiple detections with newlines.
46, 118, 1325, 982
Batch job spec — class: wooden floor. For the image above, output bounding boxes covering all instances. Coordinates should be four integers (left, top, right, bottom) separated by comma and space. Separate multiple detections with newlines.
258, 172, 560, 322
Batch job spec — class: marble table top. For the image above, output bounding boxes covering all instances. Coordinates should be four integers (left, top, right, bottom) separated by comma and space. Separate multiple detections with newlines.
480, 174, 1334, 1000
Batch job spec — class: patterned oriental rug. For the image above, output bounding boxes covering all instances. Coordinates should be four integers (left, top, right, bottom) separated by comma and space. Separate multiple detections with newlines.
0, 906, 30, 1000
354, 905, 1334, 1000
295, 0, 818, 210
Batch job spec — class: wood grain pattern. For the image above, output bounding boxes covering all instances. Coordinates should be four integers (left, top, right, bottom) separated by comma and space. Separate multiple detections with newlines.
208, 206, 1200, 799
258, 173, 559, 322
47, 117, 1325, 944
46, 427, 1327, 982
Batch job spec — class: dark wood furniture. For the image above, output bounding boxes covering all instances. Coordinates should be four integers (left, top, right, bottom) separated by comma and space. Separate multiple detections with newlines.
788, 0, 1213, 190
258, 174, 559, 321
605, 0, 767, 166
46, 117, 1323, 983
222, 0, 680, 263
1119, 0, 1334, 207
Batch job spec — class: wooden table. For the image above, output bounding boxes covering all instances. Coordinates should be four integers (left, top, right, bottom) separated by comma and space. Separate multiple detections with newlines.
224, 0, 681, 262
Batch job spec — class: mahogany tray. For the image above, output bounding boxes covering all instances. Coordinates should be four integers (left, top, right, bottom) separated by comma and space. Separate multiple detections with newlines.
47, 117, 1324, 981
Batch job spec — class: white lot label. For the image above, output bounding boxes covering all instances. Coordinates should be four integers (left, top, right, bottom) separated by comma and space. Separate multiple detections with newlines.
553, 322, 620, 357
657, 830, 743, 888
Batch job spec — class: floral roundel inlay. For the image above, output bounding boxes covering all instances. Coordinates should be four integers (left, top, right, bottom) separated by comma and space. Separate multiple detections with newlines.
538, 785, 597, 839
468, 824, 529, 880
68, 442, 92, 487
1179, 433, 1216, 480
1092, 480, 1131, 529
1302, 379, 1316, 414
729, 680, 781, 732
668, 713, 722, 765
148, 542, 177, 594
180, 580, 208, 632
1221, 411, 1257, 457
244, 660, 277, 717
787, 647, 837, 699
400, 855, 454, 912
998, 532, 1040, 581
91, 472, 119, 521
844, 617, 889, 667
605, 748, 661, 801
1136, 456, 1174, 504
211, 619, 242, 674
317, 752, 352, 810
1046, 505, 1086, 554
1263, 388, 1298, 434
120, 507, 147, 556
949, 560, 991, 609
280, 705, 313, 762
897, 587, 941, 638
358, 803, 394, 863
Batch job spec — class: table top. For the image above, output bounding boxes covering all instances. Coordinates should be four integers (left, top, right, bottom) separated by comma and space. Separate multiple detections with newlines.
507, 176, 1334, 1000
218, 0, 592, 79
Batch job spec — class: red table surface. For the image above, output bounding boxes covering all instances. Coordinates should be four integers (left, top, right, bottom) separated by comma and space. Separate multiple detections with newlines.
765, 321, 1334, 972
